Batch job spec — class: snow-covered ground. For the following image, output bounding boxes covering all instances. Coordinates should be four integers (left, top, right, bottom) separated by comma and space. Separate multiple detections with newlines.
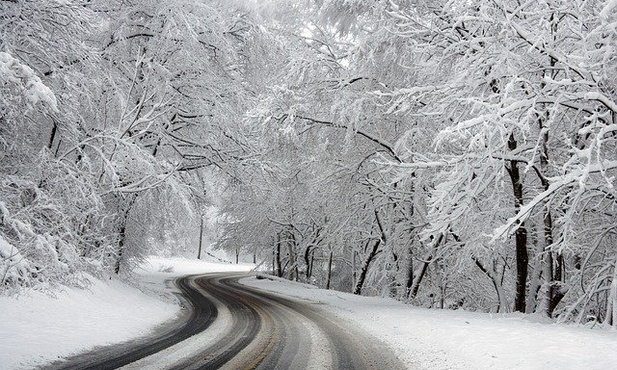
0, 257, 253, 370
242, 275, 617, 370
2, 257, 616, 370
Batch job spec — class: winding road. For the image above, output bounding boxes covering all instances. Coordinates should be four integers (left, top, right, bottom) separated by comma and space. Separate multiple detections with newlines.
45, 273, 405, 369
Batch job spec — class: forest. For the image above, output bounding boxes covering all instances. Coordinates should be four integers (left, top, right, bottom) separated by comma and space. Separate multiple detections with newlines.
1, 0, 616, 326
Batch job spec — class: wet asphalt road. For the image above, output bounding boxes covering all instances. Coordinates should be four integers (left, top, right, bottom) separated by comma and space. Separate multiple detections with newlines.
44, 273, 405, 369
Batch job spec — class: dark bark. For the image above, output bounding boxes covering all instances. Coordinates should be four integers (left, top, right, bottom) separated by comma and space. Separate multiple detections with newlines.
304, 246, 313, 280
353, 238, 381, 295
304, 227, 322, 280
405, 248, 414, 299
197, 216, 204, 259
409, 234, 444, 300
326, 250, 333, 290
48, 120, 58, 150
540, 23, 566, 317
507, 133, 529, 313
275, 233, 282, 277
114, 223, 126, 274
473, 257, 508, 312
114, 193, 138, 274
537, 103, 565, 317
409, 254, 431, 299
353, 210, 387, 295
287, 231, 298, 281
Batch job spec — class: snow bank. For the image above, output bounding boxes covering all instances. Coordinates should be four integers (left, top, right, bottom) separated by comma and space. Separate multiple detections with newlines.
10, 257, 612, 370
242, 275, 617, 370
0, 277, 177, 369
0, 235, 31, 288
0, 257, 254, 369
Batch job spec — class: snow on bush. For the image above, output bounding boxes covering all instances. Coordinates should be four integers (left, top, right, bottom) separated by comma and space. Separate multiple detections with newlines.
0, 234, 31, 288
0, 156, 113, 294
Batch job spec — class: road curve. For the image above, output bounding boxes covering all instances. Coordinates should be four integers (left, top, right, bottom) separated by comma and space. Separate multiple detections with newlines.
45, 273, 406, 369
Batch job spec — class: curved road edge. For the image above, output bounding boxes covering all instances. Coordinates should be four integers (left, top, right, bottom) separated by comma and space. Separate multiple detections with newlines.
43, 272, 407, 370
42, 274, 219, 370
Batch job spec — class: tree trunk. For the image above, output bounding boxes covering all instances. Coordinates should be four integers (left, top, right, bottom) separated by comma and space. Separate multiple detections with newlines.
287, 230, 298, 281
409, 255, 431, 300
353, 239, 381, 295
405, 247, 414, 299
326, 250, 333, 290
351, 247, 357, 285
48, 119, 58, 151
526, 234, 543, 313
275, 233, 282, 277
507, 133, 529, 313
354, 210, 386, 295
114, 223, 126, 274
474, 257, 508, 313
607, 259, 617, 327
304, 246, 313, 280
409, 235, 444, 300
114, 193, 138, 274
197, 215, 204, 259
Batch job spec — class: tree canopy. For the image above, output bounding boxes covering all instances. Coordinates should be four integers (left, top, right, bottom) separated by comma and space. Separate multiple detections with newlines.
1, 0, 616, 327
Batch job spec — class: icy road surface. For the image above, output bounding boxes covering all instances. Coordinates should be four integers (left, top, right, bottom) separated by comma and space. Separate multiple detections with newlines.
45, 273, 405, 369
2, 257, 617, 370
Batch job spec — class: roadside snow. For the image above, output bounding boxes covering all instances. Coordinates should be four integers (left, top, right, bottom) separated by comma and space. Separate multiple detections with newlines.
0, 257, 253, 370
241, 275, 617, 370
4, 257, 614, 370
0, 276, 177, 369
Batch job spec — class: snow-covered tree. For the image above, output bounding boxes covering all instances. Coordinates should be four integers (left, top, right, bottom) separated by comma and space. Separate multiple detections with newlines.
217, 0, 617, 325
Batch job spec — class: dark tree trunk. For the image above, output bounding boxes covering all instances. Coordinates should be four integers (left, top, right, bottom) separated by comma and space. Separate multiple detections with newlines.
507, 133, 529, 313
474, 257, 508, 313
537, 111, 565, 317
114, 193, 138, 274
48, 120, 58, 151
353, 210, 386, 295
275, 233, 282, 277
326, 250, 333, 290
353, 239, 381, 295
304, 246, 313, 280
409, 255, 431, 300
287, 230, 298, 281
114, 223, 126, 274
409, 234, 444, 300
197, 216, 204, 259
405, 248, 414, 299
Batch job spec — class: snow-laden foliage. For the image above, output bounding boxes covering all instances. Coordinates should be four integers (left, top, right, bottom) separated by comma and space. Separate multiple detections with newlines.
2, 0, 616, 327
0, 47, 101, 292
0, 52, 57, 113
1, 0, 267, 292
0, 157, 106, 293
214, 0, 617, 326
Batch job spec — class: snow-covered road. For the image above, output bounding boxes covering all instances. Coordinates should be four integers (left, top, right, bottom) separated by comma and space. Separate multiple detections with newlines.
2, 257, 617, 369
0, 257, 252, 369
122, 274, 403, 369
39, 272, 403, 369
